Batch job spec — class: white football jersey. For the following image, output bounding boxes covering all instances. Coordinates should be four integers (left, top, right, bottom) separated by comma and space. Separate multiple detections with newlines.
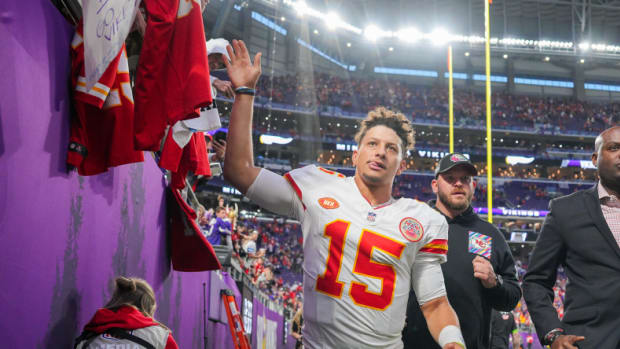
284, 165, 449, 349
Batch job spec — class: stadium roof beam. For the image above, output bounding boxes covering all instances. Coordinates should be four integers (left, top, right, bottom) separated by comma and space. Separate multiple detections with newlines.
527, 0, 620, 11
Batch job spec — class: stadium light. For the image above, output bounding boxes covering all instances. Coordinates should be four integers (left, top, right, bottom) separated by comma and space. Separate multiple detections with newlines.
428, 28, 451, 46
292, 1, 309, 16
396, 27, 421, 43
325, 12, 341, 30
364, 25, 391, 41
284, 1, 619, 55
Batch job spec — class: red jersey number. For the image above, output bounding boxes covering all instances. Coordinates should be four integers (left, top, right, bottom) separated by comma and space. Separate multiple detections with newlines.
315, 220, 405, 310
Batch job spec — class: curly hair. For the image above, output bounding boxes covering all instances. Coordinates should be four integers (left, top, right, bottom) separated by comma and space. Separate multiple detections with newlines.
354, 107, 415, 156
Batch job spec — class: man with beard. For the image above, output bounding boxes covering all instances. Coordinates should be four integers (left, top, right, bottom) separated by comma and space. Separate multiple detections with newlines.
403, 153, 521, 349
523, 126, 620, 349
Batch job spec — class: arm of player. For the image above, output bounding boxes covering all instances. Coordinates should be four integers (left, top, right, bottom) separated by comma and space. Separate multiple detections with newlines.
420, 296, 465, 349
412, 260, 465, 348
413, 218, 465, 348
222, 39, 263, 194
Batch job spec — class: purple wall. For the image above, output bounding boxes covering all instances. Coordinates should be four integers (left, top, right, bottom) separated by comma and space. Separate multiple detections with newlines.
0, 2, 290, 348
252, 298, 286, 349
0, 1, 212, 348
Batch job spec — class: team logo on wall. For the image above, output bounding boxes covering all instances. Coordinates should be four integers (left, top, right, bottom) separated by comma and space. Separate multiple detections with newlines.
468, 231, 492, 258
318, 197, 340, 209
399, 217, 424, 242
450, 154, 468, 162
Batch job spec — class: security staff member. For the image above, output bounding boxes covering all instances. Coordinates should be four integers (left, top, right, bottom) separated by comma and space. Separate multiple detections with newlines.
403, 153, 522, 349
490, 310, 521, 349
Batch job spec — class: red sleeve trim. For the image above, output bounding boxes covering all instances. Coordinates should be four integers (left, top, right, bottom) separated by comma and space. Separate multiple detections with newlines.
419, 239, 448, 255
284, 173, 306, 210
419, 247, 448, 255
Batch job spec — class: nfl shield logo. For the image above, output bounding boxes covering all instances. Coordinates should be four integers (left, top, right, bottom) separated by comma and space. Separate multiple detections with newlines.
367, 212, 377, 222
399, 217, 424, 242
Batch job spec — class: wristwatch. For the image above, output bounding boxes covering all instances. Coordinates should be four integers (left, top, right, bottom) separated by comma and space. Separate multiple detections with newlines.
544, 328, 564, 345
493, 273, 503, 288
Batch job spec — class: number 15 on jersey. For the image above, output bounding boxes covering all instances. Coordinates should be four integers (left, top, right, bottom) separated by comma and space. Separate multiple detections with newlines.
315, 220, 406, 310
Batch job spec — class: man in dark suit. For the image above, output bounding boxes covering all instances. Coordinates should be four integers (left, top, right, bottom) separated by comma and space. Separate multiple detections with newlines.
523, 126, 620, 349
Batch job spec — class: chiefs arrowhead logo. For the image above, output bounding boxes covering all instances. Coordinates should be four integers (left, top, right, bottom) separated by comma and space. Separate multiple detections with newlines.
399, 217, 424, 242
450, 154, 467, 162
318, 197, 340, 209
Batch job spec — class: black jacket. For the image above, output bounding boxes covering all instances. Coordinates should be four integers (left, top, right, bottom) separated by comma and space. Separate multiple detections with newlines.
490, 310, 517, 349
522, 185, 620, 349
403, 202, 522, 349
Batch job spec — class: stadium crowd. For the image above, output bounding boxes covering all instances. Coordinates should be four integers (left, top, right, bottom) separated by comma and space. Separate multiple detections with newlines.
256, 73, 617, 134
199, 202, 304, 310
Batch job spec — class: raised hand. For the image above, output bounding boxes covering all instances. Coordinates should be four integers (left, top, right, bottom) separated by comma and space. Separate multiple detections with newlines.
223, 39, 262, 89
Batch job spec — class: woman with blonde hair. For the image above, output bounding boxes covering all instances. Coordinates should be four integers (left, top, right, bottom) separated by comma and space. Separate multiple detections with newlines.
291, 303, 304, 349
74, 276, 178, 349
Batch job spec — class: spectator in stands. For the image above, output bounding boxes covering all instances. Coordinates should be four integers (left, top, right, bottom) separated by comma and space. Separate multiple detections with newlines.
404, 153, 521, 349
206, 206, 232, 247
74, 277, 178, 349
490, 310, 521, 349
240, 229, 258, 254
291, 303, 304, 349
206, 133, 227, 165
254, 72, 614, 135
523, 126, 620, 349
206, 38, 235, 99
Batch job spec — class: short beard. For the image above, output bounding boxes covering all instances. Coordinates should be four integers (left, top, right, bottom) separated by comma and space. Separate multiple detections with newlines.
600, 175, 620, 196
437, 189, 471, 213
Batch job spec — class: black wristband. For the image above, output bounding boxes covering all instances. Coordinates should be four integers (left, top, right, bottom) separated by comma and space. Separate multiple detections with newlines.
235, 87, 255, 96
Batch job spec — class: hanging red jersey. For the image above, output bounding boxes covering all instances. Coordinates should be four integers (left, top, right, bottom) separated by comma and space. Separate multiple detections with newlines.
168, 131, 211, 189
169, 187, 221, 272
134, 0, 213, 151
67, 23, 144, 176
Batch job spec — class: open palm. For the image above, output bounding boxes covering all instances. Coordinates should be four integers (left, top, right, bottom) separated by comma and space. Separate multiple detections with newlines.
224, 40, 262, 89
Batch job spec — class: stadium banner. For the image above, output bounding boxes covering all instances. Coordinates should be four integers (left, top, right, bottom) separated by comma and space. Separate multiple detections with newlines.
474, 207, 549, 217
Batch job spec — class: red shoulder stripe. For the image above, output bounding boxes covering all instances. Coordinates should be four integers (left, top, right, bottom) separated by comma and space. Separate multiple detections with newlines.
284, 173, 306, 210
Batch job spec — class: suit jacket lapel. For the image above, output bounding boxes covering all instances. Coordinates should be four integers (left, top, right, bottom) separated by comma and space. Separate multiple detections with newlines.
584, 185, 620, 259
